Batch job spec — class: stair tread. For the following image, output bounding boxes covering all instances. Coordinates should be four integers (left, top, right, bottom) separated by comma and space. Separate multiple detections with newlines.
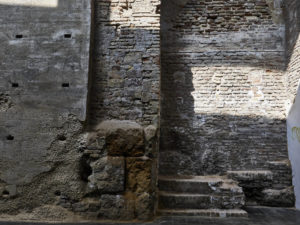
159, 175, 226, 183
159, 191, 212, 197
157, 208, 248, 217
227, 170, 272, 174
159, 191, 243, 197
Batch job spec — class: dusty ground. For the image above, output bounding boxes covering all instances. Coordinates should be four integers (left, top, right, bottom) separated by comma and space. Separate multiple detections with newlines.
0, 207, 299, 225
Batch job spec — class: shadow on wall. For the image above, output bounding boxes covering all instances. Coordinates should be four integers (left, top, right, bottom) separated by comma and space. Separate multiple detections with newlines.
160, 0, 289, 176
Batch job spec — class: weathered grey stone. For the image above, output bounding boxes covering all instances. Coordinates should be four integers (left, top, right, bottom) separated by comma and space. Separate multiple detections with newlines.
0, 93, 13, 112
260, 187, 295, 207
88, 157, 125, 193
98, 194, 135, 220
144, 125, 157, 142
135, 192, 154, 220
227, 171, 273, 189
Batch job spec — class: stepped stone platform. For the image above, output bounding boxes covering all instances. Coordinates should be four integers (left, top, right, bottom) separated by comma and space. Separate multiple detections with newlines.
227, 165, 295, 207
158, 175, 247, 217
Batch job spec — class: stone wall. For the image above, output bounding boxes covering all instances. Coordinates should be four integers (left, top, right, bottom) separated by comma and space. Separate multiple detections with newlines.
0, 0, 297, 221
0, 0, 161, 221
160, 0, 293, 206
89, 0, 160, 126
84, 0, 161, 220
0, 0, 92, 219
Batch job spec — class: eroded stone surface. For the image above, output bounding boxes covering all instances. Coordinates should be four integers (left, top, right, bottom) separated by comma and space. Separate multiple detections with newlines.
96, 120, 144, 157
126, 157, 153, 194
88, 157, 125, 193
261, 187, 295, 207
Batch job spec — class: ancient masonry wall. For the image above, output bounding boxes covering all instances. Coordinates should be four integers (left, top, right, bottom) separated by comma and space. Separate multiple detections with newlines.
160, 0, 294, 206
0, 0, 297, 221
0, 0, 161, 221
84, 0, 161, 221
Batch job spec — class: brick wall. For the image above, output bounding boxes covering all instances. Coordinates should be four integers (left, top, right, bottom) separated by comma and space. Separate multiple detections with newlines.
160, 0, 288, 175
89, 0, 160, 126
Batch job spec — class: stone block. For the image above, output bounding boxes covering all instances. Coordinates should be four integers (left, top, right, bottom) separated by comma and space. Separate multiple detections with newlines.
96, 120, 144, 157
88, 156, 125, 193
126, 157, 153, 194
144, 125, 158, 157
260, 187, 295, 207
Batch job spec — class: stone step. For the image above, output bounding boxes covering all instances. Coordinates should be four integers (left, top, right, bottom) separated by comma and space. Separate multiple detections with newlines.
158, 191, 245, 210
157, 208, 248, 217
158, 175, 243, 194
227, 170, 273, 188
267, 160, 293, 188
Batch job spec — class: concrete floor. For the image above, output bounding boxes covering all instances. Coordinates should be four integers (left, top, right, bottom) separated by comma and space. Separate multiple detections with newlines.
0, 207, 299, 225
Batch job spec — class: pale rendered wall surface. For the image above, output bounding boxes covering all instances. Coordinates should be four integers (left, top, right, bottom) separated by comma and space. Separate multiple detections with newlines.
0, 0, 92, 220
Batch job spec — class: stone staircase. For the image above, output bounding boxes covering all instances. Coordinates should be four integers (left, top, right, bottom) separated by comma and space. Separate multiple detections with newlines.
157, 175, 247, 217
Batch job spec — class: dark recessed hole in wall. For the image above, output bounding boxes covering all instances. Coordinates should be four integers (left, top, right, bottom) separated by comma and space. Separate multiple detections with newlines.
62, 83, 70, 88
54, 190, 61, 196
64, 34, 72, 38
156, 5, 160, 14
57, 134, 67, 141
79, 156, 92, 182
6, 135, 14, 141
2, 190, 9, 195
12, 83, 19, 88
15, 35, 23, 39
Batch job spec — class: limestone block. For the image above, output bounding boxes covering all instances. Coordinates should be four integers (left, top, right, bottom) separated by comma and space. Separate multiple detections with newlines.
126, 157, 153, 194
88, 157, 125, 193
144, 125, 157, 142
144, 125, 158, 157
96, 120, 144, 157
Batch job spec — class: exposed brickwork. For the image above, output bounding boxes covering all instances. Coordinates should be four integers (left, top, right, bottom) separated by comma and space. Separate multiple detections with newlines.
89, 0, 160, 126
172, 0, 281, 34
160, 0, 292, 206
